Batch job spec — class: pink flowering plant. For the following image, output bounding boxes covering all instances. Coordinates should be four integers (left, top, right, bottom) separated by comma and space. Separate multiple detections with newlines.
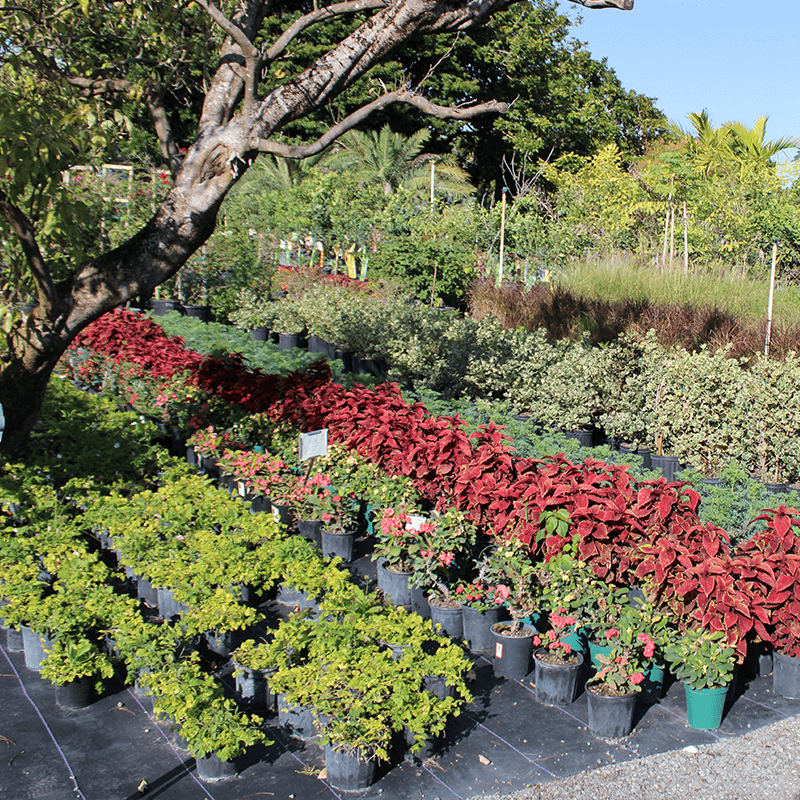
290, 473, 359, 535
216, 449, 291, 499
454, 580, 511, 613
587, 603, 671, 695
408, 508, 477, 604
587, 632, 654, 696
373, 506, 476, 598
373, 504, 430, 572
532, 609, 580, 665
186, 426, 241, 459
485, 539, 542, 633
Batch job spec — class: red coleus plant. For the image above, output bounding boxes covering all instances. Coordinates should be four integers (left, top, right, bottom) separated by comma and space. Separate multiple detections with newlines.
735, 505, 800, 657
73, 309, 201, 378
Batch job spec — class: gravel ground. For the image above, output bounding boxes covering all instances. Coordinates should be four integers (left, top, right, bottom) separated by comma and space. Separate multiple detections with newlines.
467, 715, 800, 800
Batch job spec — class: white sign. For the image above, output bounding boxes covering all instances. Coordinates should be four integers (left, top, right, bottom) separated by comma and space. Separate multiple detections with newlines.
299, 429, 328, 462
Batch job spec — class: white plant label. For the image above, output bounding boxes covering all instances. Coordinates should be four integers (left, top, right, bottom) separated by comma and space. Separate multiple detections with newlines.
495, 642, 503, 659
299, 428, 328, 462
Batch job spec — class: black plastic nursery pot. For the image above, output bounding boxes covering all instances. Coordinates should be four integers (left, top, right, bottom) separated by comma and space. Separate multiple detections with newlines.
773, 651, 800, 699
321, 529, 356, 562
234, 664, 276, 711
21, 626, 52, 672
651, 453, 682, 482
55, 676, 94, 710
376, 559, 412, 607
491, 623, 534, 680
182, 304, 212, 322
196, 751, 237, 782
271, 502, 295, 529
150, 298, 180, 316
429, 599, 463, 639
324, 744, 377, 791
461, 604, 502, 653
278, 332, 302, 350
277, 694, 318, 741
249, 326, 269, 342
586, 686, 636, 738
297, 519, 323, 548
5, 626, 23, 652
533, 648, 584, 706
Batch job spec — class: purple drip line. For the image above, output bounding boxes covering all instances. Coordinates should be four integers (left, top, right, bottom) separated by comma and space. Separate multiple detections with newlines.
464, 711, 557, 777
126, 687, 217, 799
1, 643, 88, 800
420, 761, 464, 799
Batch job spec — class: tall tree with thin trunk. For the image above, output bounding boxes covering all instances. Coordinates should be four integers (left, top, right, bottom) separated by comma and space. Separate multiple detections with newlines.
0, 0, 632, 454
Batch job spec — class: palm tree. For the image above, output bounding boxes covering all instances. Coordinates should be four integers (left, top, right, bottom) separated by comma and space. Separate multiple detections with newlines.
671, 111, 799, 177
234, 153, 324, 195
322, 125, 474, 198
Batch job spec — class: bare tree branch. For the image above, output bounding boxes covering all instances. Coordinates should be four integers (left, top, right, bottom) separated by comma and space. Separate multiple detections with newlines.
194, 0, 260, 117
65, 74, 134, 95
568, 0, 633, 8
264, 0, 388, 62
145, 91, 182, 177
192, 0, 257, 59
0, 189, 61, 313
417, 0, 516, 35
252, 88, 507, 158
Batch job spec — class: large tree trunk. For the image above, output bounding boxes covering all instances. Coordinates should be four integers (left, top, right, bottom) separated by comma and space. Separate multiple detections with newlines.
0, 144, 232, 456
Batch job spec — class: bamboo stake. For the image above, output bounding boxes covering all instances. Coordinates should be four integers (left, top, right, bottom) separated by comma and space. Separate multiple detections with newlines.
498, 188, 508, 284
765, 241, 778, 358
683, 201, 689, 275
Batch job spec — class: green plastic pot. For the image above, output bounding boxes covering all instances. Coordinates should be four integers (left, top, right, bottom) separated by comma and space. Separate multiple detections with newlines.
684, 683, 728, 730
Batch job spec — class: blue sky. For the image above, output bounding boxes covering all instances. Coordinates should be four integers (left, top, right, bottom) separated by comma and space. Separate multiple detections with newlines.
555, 0, 800, 158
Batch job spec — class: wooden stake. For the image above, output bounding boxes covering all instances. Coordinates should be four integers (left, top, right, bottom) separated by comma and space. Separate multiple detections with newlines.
683, 201, 689, 275
765, 242, 778, 358
661, 196, 670, 270
498, 188, 508, 284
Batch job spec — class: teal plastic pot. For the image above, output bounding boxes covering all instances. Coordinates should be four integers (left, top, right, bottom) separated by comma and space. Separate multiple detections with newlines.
639, 662, 665, 704
684, 683, 728, 730
588, 639, 613, 671
560, 626, 586, 655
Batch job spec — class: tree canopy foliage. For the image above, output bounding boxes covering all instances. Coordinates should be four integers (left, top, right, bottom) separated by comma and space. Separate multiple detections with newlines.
0, 0, 636, 453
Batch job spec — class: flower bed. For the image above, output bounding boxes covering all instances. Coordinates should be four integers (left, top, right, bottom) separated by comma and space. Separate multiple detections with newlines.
55, 308, 800, 664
